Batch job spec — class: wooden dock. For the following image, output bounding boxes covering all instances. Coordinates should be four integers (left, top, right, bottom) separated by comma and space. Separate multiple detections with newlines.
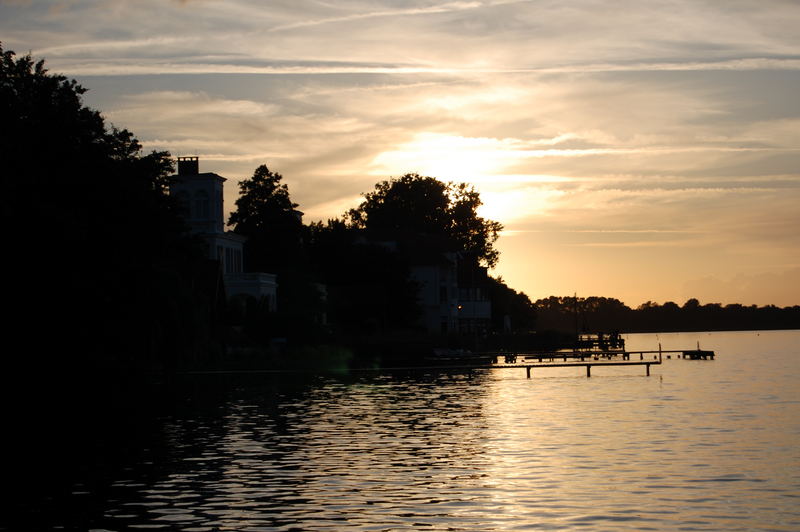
427, 345, 715, 378
380, 359, 662, 378
466, 347, 715, 364
513, 360, 660, 378
183, 346, 712, 379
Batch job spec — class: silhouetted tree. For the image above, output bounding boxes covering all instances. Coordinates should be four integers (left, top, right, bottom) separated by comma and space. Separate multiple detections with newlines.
306, 219, 421, 335
533, 294, 800, 333
226, 164, 329, 341
1, 44, 212, 370
487, 277, 537, 332
2, 44, 229, 503
228, 164, 303, 274
347, 173, 503, 268
683, 298, 700, 310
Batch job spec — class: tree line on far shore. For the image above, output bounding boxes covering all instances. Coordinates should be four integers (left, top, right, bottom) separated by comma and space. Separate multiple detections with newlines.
535, 296, 800, 334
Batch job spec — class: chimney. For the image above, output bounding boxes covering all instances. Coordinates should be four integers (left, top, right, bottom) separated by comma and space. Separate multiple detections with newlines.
177, 156, 199, 176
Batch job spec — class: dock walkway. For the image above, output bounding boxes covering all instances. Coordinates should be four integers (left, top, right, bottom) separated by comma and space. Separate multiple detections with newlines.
468, 348, 714, 364
428, 346, 715, 378
182, 348, 713, 379
501, 359, 660, 378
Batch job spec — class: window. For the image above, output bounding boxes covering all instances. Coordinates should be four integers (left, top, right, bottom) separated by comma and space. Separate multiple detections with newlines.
194, 190, 210, 219
225, 247, 233, 274
175, 191, 190, 216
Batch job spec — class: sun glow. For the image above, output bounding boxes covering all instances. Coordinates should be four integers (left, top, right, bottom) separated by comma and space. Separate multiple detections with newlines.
370, 133, 512, 182
371, 133, 571, 223
477, 187, 566, 224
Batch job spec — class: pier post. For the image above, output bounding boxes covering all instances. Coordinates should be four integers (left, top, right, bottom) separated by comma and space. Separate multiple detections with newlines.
586, 365, 591, 378
646, 364, 650, 376
526, 366, 531, 379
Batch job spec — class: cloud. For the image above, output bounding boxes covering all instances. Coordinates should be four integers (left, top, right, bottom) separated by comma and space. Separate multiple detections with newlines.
26, 57, 800, 78
4, 0, 799, 304
267, 1, 489, 32
106, 91, 280, 156
6, 0, 800, 77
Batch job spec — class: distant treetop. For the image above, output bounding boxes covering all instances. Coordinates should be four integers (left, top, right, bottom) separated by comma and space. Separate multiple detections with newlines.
347, 173, 503, 268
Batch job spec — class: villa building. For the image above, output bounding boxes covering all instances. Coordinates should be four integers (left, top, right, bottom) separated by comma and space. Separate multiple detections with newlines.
410, 253, 491, 335
170, 157, 277, 310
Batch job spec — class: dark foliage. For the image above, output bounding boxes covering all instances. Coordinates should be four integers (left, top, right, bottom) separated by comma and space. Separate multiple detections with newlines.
228, 164, 303, 274
227, 164, 327, 342
534, 295, 800, 333
1, 44, 215, 372
306, 219, 421, 336
487, 276, 537, 332
1, 44, 233, 518
347, 173, 503, 268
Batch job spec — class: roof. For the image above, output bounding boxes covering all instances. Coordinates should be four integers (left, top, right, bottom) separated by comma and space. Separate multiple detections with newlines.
171, 172, 226, 182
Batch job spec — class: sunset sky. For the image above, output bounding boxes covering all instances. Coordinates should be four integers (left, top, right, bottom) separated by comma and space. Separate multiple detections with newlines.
2, 0, 799, 307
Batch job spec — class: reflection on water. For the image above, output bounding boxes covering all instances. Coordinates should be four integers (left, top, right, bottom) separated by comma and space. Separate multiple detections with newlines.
10, 331, 800, 530
96, 374, 498, 530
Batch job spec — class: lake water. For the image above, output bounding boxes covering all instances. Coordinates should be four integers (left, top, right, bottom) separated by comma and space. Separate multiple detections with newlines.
10, 330, 800, 530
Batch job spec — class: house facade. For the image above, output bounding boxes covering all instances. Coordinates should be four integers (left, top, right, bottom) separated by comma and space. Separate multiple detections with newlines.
170, 157, 277, 309
410, 253, 491, 335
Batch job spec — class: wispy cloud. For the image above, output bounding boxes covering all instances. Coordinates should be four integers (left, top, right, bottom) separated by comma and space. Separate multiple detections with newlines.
531, 57, 800, 73
268, 1, 488, 32
7, 0, 800, 76
28, 57, 800, 77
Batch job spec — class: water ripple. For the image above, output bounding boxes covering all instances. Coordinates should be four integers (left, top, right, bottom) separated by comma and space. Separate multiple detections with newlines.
10, 331, 800, 531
